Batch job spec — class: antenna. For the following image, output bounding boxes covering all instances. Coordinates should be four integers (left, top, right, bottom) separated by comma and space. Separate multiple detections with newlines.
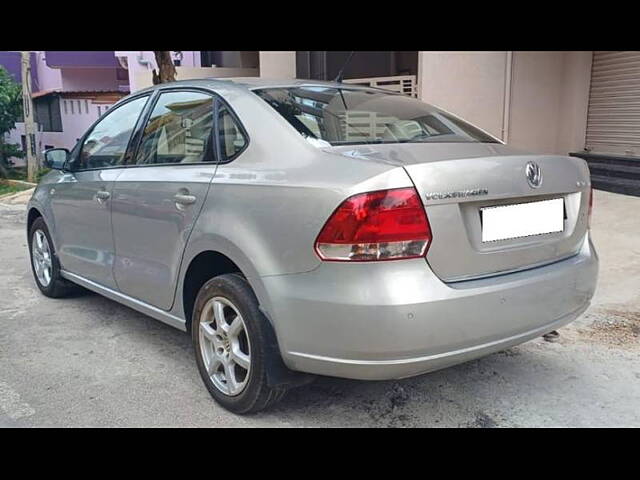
334, 51, 355, 83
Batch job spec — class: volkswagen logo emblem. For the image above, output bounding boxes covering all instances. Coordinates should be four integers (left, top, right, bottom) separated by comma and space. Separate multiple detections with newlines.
525, 161, 543, 188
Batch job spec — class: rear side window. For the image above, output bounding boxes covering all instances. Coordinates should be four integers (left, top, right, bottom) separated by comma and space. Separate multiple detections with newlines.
134, 91, 215, 165
217, 104, 247, 162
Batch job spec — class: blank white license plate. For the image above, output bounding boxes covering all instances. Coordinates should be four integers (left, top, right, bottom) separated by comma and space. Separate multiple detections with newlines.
481, 198, 564, 242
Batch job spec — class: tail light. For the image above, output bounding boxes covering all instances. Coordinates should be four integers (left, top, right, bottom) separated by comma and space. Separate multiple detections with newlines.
588, 186, 593, 229
315, 187, 432, 261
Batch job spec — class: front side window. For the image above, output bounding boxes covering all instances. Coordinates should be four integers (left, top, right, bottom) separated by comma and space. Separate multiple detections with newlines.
254, 87, 499, 146
134, 91, 215, 165
75, 95, 149, 170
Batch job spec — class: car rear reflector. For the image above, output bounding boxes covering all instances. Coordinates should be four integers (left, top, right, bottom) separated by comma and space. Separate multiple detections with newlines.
315, 187, 432, 261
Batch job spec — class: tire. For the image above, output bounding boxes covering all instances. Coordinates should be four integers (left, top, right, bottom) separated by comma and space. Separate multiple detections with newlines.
192, 273, 287, 414
28, 217, 77, 298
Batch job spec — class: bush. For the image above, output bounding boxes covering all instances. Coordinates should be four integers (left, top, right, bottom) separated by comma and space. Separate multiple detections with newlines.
0, 66, 23, 177
3, 166, 49, 183
0, 180, 31, 197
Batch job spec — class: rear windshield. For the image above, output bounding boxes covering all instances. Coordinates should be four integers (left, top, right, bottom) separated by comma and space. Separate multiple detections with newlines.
254, 86, 500, 146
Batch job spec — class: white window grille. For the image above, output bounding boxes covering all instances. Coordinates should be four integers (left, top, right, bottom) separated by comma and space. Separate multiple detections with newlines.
343, 75, 417, 98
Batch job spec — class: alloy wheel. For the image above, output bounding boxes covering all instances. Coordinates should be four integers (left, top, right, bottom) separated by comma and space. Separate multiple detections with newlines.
198, 296, 251, 396
32, 230, 52, 288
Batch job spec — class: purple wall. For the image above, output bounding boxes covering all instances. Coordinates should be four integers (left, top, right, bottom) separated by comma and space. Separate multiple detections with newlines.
0, 51, 37, 86
45, 51, 118, 68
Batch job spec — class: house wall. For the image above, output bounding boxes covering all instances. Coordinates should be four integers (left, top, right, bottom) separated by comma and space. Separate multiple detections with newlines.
417, 51, 593, 155
35, 51, 62, 91
508, 51, 566, 153
418, 51, 508, 140
60, 68, 120, 91
6, 123, 71, 166
557, 51, 593, 155
6, 94, 119, 161
259, 51, 296, 78
2, 51, 206, 165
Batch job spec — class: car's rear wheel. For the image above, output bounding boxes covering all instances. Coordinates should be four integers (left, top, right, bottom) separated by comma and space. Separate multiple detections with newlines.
28, 217, 77, 298
192, 273, 287, 414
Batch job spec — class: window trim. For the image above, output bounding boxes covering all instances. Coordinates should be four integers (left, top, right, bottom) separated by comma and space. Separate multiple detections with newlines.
68, 86, 251, 172
215, 97, 250, 164
123, 86, 250, 169
126, 87, 218, 168
68, 93, 152, 172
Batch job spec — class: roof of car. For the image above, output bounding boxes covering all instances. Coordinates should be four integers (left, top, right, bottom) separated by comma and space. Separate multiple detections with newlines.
220, 77, 340, 89
134, 77, 382, 96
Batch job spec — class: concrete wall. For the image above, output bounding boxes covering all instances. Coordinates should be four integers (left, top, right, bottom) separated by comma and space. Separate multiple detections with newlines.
557, 51, 593, 155
259, 51, 296, 78
417, 51, 593, 155
508, 51, 566, 152
418, 51, 508, 140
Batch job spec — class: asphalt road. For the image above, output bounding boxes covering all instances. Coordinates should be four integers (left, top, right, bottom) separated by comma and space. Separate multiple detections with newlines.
0, 189, 638, 427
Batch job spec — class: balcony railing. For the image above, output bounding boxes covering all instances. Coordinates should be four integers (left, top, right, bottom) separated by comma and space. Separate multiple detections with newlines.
343, 75, 417, 97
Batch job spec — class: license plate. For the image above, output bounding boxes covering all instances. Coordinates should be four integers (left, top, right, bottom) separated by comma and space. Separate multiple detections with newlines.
481, 198, 564, 242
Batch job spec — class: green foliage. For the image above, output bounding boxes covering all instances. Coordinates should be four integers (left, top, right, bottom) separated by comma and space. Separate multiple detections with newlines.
1, 142, 24, 159
4, 166, 49, 183
0, 66, 24, 177
0, 66, 23, 136
0, 180, 31, 197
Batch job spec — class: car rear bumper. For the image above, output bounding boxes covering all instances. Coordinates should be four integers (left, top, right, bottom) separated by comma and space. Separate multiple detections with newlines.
261, 235, 598, 380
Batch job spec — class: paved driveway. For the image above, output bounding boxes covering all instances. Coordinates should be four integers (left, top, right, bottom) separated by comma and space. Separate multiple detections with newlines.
0, 189, 638, 427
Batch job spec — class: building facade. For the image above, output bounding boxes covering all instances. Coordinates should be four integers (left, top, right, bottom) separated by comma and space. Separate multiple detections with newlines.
0, 51, 204, 163
2, 51, 639, 182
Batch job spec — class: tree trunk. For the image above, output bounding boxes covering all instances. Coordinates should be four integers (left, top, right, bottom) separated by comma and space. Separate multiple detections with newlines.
152, 51, 177, 85
21, 51, 37, 182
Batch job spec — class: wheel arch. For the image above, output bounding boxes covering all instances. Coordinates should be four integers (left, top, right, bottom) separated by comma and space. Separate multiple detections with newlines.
182, 250, 243, 332
27, 207, 43, 234
178, 241, 275, 335
180, 246, 313, 390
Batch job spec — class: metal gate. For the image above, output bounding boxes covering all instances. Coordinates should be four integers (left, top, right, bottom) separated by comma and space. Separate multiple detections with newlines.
586, 51, 640, 157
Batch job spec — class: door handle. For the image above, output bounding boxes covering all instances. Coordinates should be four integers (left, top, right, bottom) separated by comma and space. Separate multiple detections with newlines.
174, 193, 197, 206
95, 190, 110, 203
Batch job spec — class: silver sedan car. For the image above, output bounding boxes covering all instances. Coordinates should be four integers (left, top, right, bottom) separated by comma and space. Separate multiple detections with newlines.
28, 78, 598, 413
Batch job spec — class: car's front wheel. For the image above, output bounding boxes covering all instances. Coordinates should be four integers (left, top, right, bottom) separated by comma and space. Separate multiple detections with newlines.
28, 217, 77, 298
192, 273, 287, 414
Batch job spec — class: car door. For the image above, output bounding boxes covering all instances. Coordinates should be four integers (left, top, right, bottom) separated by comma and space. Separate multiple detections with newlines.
49, 95, 150, 288
110, 89, 227, 310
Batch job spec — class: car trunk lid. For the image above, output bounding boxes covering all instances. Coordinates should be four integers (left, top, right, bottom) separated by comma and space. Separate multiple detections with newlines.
327, 143, 591, 282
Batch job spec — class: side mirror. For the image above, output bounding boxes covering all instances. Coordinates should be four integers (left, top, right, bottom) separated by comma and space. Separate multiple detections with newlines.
43, 148, 69, 170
